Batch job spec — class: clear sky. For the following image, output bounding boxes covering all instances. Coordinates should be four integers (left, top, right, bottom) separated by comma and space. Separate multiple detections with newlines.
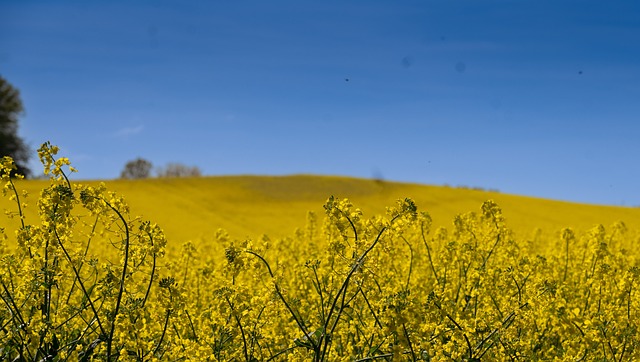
2, 0, 639, 206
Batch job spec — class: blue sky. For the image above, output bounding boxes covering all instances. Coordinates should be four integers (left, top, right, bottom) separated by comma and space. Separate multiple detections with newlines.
1, 0, 639, 206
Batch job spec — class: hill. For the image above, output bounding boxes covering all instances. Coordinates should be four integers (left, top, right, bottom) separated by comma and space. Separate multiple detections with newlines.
3, 175, 640, 244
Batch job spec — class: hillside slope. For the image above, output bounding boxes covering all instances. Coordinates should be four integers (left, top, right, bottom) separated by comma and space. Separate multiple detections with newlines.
3, 175, 640, 243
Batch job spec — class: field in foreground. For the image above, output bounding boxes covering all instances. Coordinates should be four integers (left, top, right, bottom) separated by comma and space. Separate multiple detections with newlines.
1, 147, 639, 361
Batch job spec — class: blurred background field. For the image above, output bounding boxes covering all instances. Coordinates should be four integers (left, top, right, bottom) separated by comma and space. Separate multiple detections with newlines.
3, 175, 640, 245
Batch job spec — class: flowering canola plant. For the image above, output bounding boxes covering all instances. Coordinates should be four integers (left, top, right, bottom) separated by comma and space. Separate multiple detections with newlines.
1, 143, 638, 361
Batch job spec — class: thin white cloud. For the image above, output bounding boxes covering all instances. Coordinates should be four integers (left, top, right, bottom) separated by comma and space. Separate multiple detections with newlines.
115, 125, 144, 138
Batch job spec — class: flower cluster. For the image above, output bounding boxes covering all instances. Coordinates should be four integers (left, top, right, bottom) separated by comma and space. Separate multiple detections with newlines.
1, 143, 171, 361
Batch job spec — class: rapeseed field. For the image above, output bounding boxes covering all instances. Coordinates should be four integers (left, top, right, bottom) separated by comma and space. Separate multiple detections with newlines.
1, 143, 639, 361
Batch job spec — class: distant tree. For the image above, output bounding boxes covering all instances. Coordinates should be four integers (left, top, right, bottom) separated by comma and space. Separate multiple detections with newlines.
156, 163, 202, 178
0, 76, 31, 177
120, 158, 153, 179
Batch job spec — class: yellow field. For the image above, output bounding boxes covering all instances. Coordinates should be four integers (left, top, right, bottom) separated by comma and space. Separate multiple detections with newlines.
4, 175, 640, 245
2, 146, 639, 360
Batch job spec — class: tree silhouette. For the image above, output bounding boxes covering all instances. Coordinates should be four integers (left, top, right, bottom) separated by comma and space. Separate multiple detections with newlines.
156, 163, 202, 178
0, 75, 31, 177
120, 158, 153, 179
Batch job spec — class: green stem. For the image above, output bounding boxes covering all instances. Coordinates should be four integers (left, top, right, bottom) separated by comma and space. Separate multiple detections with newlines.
402, 322, 416, 361
225, 295, 250, 362
400, 235, 414, 290
65, 215, 99, 306
420, 222, 439, 285
321, 213, 404, 361
52, 222, 106, 338
152, 307, 172, 357
360, 287, 382, 329
102, 199, 131, 360
245, 250, 314, 350
312, 266, 326, 323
